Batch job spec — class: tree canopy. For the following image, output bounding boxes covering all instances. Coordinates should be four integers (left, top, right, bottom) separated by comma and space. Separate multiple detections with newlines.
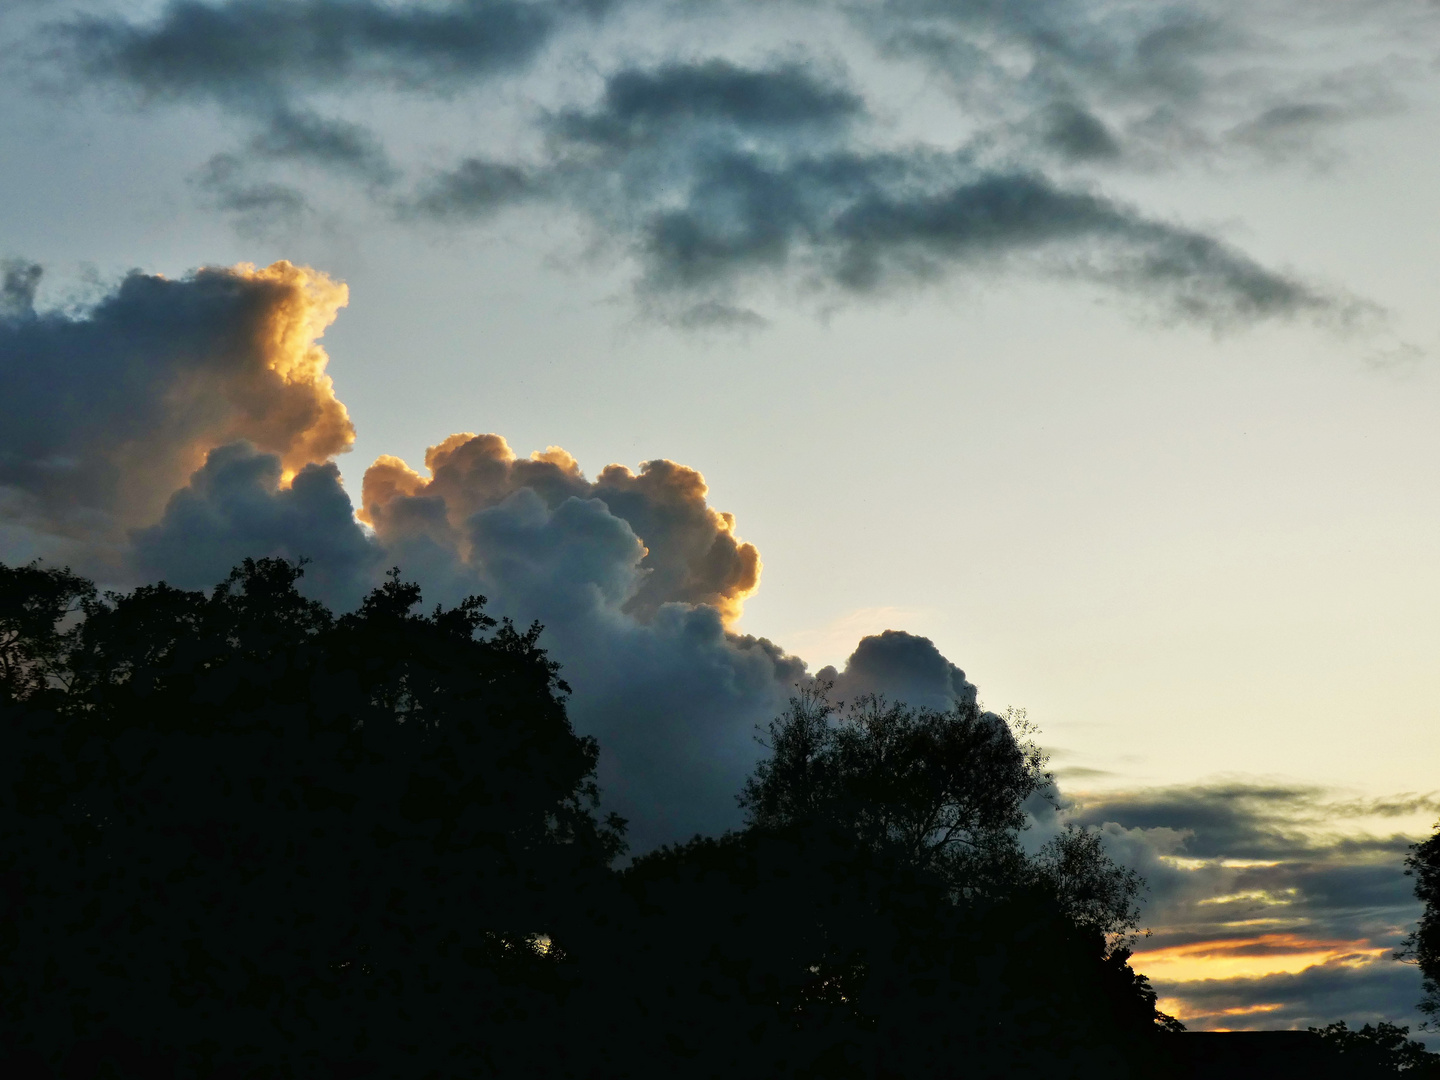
740, 686, 1145, 943
2, 558, 1181, 1078
1, 559, 621, 1076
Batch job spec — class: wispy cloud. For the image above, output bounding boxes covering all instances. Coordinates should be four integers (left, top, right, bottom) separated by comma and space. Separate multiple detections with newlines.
35, 0, 1416, 326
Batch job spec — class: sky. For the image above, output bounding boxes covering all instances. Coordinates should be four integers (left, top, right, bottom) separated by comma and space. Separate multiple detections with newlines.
3, 0, 1440, 1033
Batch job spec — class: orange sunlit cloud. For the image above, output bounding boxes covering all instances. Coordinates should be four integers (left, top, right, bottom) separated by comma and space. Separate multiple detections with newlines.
1155, 1000, 1287, 1029
1131, 932, 1388, 982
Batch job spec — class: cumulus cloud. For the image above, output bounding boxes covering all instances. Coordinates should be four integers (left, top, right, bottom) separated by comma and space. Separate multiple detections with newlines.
133, 431, 989, 851
0, 260, 352, 567
132, 441, 380, 610
816, 629, 979, 714
361, 432, 761, 622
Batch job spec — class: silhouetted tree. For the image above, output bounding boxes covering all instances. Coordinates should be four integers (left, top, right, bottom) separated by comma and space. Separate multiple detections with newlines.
3, 560, 1180, 1080
0, 561, 93, 697
1310, 1021, 1440, 1076
1, 559, 622, 1077
550, 685, 1176, 1080
1403, 823, 1440, 1027
740, 685, 1144, 941
588, 822, 1171, 1080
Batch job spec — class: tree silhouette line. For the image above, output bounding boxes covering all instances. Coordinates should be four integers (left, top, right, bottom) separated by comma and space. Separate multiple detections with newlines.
2, 558, 1437, 1077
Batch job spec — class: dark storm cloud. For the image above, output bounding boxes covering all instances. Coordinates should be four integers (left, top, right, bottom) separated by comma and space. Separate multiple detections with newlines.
64, 0, 576, 102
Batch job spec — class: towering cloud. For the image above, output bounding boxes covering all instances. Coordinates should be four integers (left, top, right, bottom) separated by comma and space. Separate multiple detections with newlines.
0, 260, 352, 568
0, 258, 983, 849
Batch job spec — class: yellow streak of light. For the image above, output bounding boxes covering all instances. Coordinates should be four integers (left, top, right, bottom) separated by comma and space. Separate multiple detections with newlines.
1132, 933, 1388, 982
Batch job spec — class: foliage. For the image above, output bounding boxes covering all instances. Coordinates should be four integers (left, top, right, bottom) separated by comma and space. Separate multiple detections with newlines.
1310, 1021, 1440, 1076
1, 559, 621, 1077
1402, 824, 1440, 1026
588, 824, 1175, 1080
741, 685, 1146, 944
1, 559, 1175, 1078
0, 560, 93, 697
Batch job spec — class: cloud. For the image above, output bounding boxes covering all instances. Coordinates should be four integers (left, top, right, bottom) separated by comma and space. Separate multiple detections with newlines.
1059, 782, 1437, 1031
361, 433, 761, 622
0, 264, 792, 847
194, 154, 315, 236
354, 432, 795, 849
131, 441, 380, 610
1, 260, 42, 319
1158, 960, 1427, 1032
816, 629, 978, 714
552, 60, 864, 148
853, 0, 1394, 167
402, 60, 1344, 325
41, 0, 1393, 326
1041, 102, 1124, 161
64, 0, 577, 103
249, 107, 395, 181
0, 260, 352, 566
410, 158, 540, 220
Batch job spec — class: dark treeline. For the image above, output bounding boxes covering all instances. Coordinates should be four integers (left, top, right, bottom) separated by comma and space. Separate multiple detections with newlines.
0, 559, 1426, 1078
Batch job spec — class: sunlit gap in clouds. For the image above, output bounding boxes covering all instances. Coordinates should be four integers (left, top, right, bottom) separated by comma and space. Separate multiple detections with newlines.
1136, 933, 1390, 982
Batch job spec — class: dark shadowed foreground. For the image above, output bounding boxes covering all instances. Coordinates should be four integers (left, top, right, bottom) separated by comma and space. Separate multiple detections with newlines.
0, 558, 1429, 1078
